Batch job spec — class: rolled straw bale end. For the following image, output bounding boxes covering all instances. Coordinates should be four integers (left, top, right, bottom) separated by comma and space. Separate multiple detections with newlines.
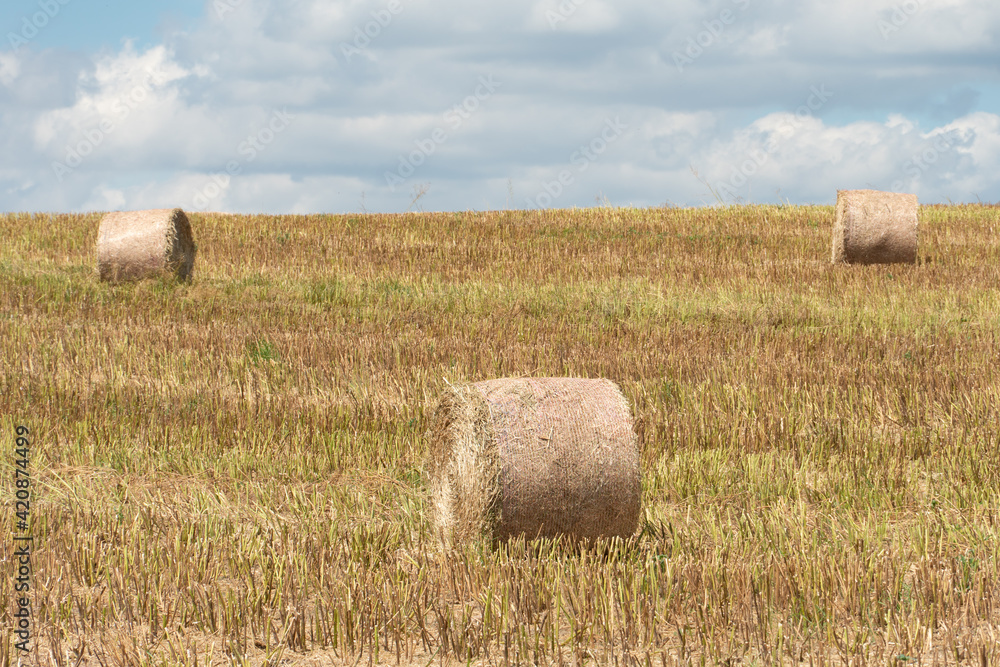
427, 383, 500, 544
832, 189, 918, 265
428, 377, 642, 545
97, 208, 197, 282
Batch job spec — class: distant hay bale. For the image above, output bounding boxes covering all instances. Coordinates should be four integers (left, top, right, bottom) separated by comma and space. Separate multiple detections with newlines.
832, 190, 918, 265
428, 377, 642, 544
97, 208, 196, 282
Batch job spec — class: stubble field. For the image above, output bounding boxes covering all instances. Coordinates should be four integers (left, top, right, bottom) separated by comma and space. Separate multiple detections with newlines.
2, 204, 1000, 665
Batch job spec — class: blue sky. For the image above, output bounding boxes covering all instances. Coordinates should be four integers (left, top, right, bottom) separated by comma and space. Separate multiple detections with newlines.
1, 0, 998, 213
0, 1, 203, 51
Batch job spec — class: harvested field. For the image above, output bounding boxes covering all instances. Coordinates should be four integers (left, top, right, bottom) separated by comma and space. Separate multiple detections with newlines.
2, 204, 1000, 665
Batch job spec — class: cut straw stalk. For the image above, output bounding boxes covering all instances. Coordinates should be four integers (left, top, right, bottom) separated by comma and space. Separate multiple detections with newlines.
428, 377, 641, 543
832, 189, 918, 265
97, 208, 197, 282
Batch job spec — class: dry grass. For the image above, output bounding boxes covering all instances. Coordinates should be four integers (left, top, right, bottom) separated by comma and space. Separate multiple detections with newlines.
2, 204, 1000, 665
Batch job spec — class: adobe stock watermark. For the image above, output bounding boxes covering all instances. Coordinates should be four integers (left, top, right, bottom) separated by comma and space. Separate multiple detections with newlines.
340, 0, 406, 63
672, 0, 750, 73
889, 132, 958, 193
51, 69, 170, 183
878, 0, 925, 40
190, 108, 295, 210
525, 116, 628, 209
545, 0, 588, 30
7, 0, 73, 51
384, 75, 501, 192
213, 0, 248, 20
714, 84, 833, 201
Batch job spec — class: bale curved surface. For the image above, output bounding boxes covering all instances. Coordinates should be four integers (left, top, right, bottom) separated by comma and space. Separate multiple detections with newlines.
428, 377, 641, 543
97, 208, 197, 282
832, 189, 918, 265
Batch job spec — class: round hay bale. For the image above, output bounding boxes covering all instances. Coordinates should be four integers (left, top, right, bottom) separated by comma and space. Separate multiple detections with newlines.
428, 377, 642, 543
832, 189, 918, 265
97, 208, 196, 282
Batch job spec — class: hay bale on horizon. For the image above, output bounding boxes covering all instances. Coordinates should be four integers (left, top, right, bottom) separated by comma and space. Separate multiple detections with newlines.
97, 208, 196, 282
428, 377, 642, 544
832, 189, 918, 265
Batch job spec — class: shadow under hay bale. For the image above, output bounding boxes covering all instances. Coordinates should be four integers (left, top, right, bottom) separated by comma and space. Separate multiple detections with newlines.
97, 208, 197, 282
832, 189, 918, 265
428, 377, 642, 544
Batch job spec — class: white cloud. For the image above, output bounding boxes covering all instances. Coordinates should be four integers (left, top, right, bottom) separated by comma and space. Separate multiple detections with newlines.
33, 44, 194, 154
681, 111, 996, 204
0, 0, 998, 212
525, 0, 620, 33
0, 52, 20, 85
81, 186, 126, 212
736, 25, 790, 57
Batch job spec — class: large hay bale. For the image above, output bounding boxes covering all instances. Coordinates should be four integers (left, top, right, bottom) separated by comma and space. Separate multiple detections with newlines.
428, 377, 642, 543
832, 190, 918, 265
97, 208, 196, 282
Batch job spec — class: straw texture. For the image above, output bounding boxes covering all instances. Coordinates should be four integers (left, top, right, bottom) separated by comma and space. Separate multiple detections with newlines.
832, 190, 918, 265
428, 377, 641, 543
97, 208, 197, 282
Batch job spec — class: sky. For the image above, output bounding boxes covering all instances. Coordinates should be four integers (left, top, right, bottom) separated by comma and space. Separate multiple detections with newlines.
0, 0, 998, 214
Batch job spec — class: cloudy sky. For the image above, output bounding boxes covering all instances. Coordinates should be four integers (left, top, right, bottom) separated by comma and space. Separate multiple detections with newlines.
1, 0, 998, 213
